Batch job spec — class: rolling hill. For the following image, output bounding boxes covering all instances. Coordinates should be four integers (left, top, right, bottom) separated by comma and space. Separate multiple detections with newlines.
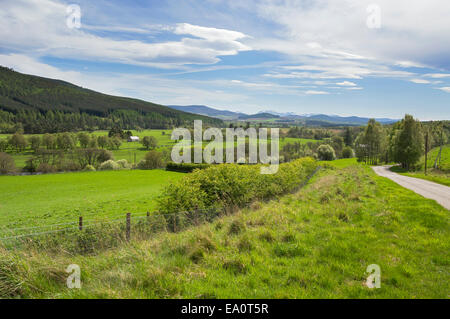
167, 104, 398, 126
168, 105, 245, 120
0, 66, 222, 133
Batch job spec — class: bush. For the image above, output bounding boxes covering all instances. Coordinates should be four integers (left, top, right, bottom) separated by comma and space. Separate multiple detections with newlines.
36, 163, 56, 174
342, 146, 354, 159
157, 157, 318, 215
317, 144, 336, 161
138, 150, 164, 169
97, 149, 113, 164
116, 159, 131, 169
166, 162, 211, 173
83, 164, 96, 171
99, 160, 120, 171
0, 152, 15, 175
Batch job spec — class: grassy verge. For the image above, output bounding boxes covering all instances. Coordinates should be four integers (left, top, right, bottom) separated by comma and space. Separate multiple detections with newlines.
390, 166, 450, 187
1, 163, 448, 298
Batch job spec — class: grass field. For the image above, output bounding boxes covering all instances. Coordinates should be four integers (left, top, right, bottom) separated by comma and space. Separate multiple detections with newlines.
2, 162, 448, 298
0, 169, 184, 229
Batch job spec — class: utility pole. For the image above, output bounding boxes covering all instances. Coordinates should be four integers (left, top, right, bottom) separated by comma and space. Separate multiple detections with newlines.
424, 130, 429, 175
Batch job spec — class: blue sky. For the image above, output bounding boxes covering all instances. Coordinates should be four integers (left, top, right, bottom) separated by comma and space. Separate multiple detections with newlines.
1, 0, 449, 120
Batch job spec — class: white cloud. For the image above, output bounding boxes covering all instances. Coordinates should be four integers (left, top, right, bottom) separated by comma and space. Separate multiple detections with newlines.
252, 0, 450, 69
437, 87, 450, 93
0, 0, 251, 67
410, 79, 431, 84
424, 73, 450, 78
305, 90, 329, 95
336, 81, 357, 86
396, 61, 427, 68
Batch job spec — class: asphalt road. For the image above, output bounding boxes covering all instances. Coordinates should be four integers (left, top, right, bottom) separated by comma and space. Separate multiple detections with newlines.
372, 166, 450, 210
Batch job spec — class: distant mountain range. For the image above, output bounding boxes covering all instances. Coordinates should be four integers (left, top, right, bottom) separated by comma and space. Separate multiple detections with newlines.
167, 105, 398, 126
167, 105, 246, 120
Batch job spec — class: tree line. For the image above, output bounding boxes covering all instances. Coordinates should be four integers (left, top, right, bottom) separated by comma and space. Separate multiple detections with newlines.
353, 115, 448, 169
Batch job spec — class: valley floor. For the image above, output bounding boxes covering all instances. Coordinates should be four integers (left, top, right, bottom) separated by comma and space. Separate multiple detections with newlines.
1, 163, 448, 298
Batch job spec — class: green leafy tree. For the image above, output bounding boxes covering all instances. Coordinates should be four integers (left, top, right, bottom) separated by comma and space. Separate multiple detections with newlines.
142, 136, 158, 150
77, 132, 90, 148
42, 133, 56, 149
354, 119, 386, 164
0, 152, 15, 174
317, 144, 336, 161
0, 139, 8, 152
97, 135, 110, 149
138, 150, 163, 169
56, 133, 76, 150
344, 127, 353, 146
28, 135, 41, 152
391, 114, 424, 169
342, 146, 354, 158
8, 133, 27, 152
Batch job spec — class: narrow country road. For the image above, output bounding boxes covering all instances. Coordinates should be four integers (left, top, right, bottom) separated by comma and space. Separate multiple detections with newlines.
372, 166, 450, 210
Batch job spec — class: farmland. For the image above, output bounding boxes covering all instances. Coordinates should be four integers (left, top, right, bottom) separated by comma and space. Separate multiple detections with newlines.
1, 162, 448, 298
0, 169, 184, 229
0, 130, 319, 170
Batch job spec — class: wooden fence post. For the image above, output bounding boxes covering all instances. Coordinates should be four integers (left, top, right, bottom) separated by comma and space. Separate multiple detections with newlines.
126, 213, 131, 241
173, 214, 177, 233
79, 216, 83, 231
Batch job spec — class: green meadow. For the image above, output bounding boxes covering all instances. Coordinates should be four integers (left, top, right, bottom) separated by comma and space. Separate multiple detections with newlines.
0, 169, 184, 229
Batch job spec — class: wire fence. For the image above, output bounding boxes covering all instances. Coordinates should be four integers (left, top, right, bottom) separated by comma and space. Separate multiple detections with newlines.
0, 207, 226, 252
0, 166, 321, 251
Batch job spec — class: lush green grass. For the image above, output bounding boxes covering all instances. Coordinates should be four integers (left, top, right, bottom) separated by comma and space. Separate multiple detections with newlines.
3, 163, 448, 298
319, 158, 358, 169
0, 170, 184, 229
420, 145, 450, 172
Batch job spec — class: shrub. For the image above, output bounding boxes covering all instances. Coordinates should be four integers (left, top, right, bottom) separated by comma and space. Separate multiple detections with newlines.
0, 152, 15, 175
36, 163, 56, 174
228, 220, 246, 235
83, 164, 96, 171
157, 158, 317, 215
116, 159, 131, 169
317, 144, 336, 161
138, 150, 164, 169
97, 149, 113, 164
342, 146, 354, 159
99, 160, 120, 171
166, 162, 211, 173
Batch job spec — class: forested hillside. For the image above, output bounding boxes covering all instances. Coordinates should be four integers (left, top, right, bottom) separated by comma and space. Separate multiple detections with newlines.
0, 66, 222, 133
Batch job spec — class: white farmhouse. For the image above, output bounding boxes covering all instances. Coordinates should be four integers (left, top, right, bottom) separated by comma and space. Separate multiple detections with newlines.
128, 136, 140, 142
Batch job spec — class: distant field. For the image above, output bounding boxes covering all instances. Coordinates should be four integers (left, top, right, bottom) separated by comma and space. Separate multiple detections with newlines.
1, 130, 318, 169
1, 130, 176, 169
0, 169, 184, 229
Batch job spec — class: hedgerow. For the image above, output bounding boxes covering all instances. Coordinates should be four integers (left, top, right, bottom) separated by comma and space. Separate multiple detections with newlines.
157, 157, 317, 215
166, 162, 211, 173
